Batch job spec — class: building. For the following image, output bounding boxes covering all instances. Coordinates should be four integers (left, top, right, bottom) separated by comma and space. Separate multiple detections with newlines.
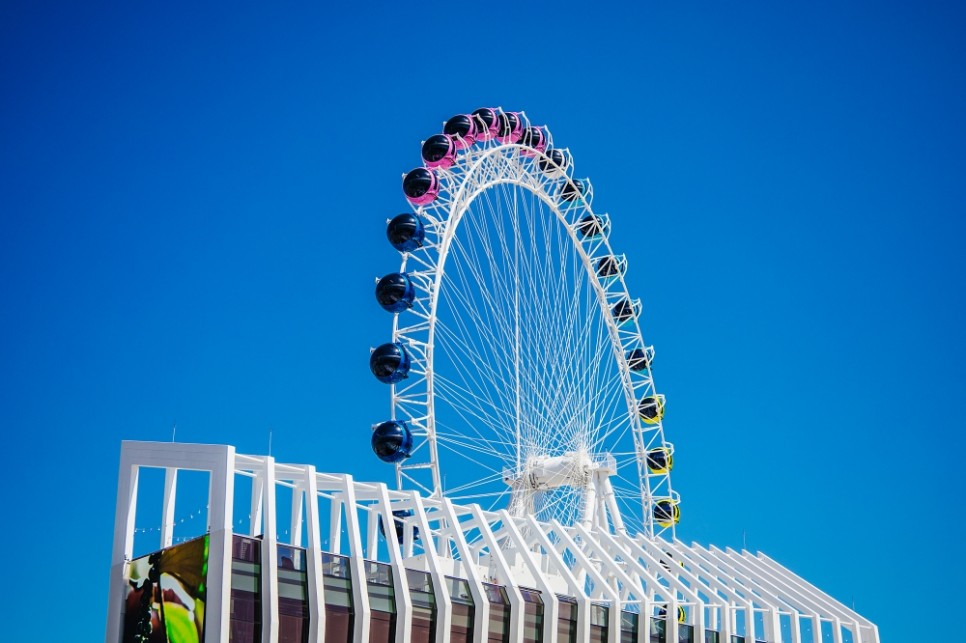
106, 441, 879, 643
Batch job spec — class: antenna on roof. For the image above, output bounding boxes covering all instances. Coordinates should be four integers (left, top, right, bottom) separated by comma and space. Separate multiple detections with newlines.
171, 422, 177, 442
268, 428, 273, 457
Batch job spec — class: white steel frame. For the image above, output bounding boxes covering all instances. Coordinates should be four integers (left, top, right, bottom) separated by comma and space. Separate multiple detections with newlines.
386, 110, 677, 538
106, 441, 879, 643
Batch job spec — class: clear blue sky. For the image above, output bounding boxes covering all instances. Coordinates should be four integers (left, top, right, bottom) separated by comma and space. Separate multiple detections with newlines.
2, 1, 964, 640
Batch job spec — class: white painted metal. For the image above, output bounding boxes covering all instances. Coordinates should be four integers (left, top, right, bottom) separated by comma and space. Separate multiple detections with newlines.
300, 465, 326, 643
106, 441, 877, 643
384, 112, 677, 538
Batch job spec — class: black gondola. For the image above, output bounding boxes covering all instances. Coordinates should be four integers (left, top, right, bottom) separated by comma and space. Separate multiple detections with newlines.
519, 126, 546, 153
472, 107, 498, 139
369, 342, 411, 383
596, 255, 625, 278
421, 134, 456, 168
375, 273, 416, 313
626, 347, 654, 371
403, 167, 439, 206
444, 114, 477, 147
538, 148, 568, 175
638, 395, 665, 424
653, 499, 680, 528
379, 509, 420, 544
496, 110, 524, 143
646, 448, 673, 474
611, 298, 637, 324
371, 420, 414, 463
560, 179, 585, 202
386, 213, 425, 252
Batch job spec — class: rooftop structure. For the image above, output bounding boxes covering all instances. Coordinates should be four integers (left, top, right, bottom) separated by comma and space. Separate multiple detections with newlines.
106, 440, 878, 643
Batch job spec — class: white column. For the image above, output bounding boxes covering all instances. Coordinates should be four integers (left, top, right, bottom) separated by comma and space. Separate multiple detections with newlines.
291, 484, 304, 546
497, 511, 559, 643
303, 467, 326, 643
205, 444, 236, 643
470, 505, 524, 643
376, 485, 412, 643
260, 456, 279, 643
161, 468, 178, 548
441, 498, 488, 643
105, 452, 139, 643
340, 475, 371, 643
250, 475, 264, 537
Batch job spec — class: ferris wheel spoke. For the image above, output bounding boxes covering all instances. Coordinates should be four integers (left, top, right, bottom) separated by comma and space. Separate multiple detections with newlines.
433, 394, 517, 453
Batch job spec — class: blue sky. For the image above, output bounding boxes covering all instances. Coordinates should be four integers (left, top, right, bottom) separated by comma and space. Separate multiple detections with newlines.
2, 1, 964, 640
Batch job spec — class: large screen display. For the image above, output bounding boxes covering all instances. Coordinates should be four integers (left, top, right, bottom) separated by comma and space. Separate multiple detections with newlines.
122, 535, 209, 643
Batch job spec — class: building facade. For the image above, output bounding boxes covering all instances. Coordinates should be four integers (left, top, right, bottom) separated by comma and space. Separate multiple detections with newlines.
106, 441, 878, 643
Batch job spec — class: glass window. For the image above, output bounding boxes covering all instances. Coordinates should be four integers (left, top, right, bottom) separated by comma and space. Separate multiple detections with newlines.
408, 570, 436, 643
365, 561, 396, 643
322, 554, 353, 643
557, 596, 578, 643
520, 588, 544, 643
650, 617, 667, 643
230, 536, 262, 643
679, 623, 694, 643
591, 605, 609, 643
448, 577, 475, 643
278, 545, 309, 643
621, 611, 639, 643
704, 630, 720, 643
484, 584, 510, 643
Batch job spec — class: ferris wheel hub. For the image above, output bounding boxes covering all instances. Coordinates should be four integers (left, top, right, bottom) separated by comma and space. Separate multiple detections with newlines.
503, 452, 617, 492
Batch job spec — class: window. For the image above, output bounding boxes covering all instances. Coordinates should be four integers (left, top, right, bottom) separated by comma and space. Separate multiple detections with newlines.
484, 584, 510, 643
408, 570, 436, 643
590, 605, 609, 643
230, 536, 262, 643
448, 577, 475, 643
556, 596, 578, 643
621, 611, 639, 643
520, 588, 544, 643
322, 554, 354, 643
277, 545, 309, 643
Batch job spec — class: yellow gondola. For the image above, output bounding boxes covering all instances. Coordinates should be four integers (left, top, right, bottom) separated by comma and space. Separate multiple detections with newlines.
657, 605, 687, 623
646, 446, 674, 474
638, 395, 666, 425
653, 498, 680, 528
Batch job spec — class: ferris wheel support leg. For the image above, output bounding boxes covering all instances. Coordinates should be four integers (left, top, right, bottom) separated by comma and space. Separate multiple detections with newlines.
580, 478, 598, 531
599, 475, 625, 535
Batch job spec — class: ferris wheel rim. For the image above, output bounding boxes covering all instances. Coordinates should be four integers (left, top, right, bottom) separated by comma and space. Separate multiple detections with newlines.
375, 109, 679, 538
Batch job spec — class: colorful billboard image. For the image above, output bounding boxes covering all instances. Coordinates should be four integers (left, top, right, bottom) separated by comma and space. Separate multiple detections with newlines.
122, 535, 209, 643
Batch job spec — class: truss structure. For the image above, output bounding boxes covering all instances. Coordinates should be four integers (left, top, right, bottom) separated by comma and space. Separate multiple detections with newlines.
106, 441, 878, 643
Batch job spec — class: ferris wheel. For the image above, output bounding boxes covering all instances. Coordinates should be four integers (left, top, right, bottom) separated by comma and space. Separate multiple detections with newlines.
368, 108, 679, 539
